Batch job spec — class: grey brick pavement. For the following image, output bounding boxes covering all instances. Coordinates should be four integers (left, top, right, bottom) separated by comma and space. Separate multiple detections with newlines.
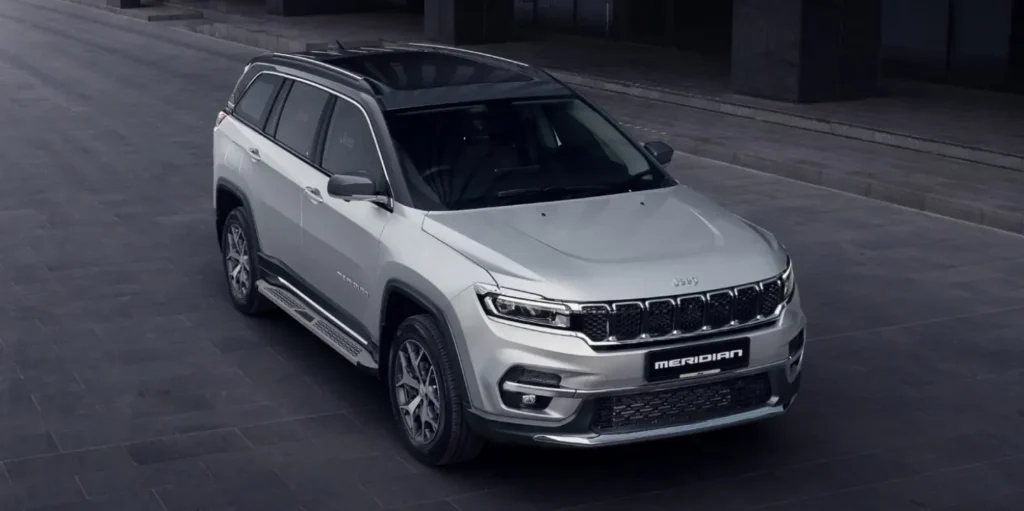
0, 1, 1022, 509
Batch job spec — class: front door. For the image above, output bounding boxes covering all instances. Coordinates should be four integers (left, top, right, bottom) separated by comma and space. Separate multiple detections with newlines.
300, 95, 391, 338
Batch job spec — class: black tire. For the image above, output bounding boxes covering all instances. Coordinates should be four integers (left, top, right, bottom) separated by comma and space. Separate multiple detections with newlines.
219, 207, 274, 315
387, 314, 484, 466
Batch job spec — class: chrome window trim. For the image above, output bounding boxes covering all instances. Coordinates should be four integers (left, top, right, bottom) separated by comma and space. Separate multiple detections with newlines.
235, 70, 395, 208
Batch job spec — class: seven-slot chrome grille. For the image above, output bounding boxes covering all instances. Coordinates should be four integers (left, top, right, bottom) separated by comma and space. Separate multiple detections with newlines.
572, 277, 785, 345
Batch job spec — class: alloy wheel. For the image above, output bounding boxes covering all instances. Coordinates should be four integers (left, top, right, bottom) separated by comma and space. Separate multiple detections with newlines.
393, 339, 443, 445
224, 223, 251, 300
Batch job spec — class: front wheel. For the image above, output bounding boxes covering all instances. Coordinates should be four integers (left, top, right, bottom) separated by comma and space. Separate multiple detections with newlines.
388, 314, 484, 466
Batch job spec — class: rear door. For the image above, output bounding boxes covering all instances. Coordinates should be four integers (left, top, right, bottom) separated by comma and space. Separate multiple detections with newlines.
218, 73, 303, 260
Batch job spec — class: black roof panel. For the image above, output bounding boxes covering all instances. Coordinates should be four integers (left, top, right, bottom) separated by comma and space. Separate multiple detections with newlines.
327, 50, 532, 90
272, 47, 573, 111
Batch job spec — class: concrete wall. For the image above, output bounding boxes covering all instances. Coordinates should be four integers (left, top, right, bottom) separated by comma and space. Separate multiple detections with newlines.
881, 0, 951, 81
949, 0, 1016, 89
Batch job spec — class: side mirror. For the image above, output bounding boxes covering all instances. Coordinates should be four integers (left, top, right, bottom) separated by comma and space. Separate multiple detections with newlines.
644, 141, 674, 165
326, 173, 389, 206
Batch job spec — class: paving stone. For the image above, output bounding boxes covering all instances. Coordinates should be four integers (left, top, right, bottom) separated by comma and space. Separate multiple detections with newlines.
126, 429, 252, 465
27, 489, 167, 511
0, 432, 60, 462
77, 459, 211, 499
237, 412, 361, 447
0, 476, 86, 510
4, 446, 135, 482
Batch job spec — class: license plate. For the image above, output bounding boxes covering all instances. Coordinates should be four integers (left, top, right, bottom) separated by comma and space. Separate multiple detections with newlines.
645, 338, 751, 382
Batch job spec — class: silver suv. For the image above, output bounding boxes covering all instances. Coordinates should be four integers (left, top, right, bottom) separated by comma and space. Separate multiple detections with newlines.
213, 43, 806, 466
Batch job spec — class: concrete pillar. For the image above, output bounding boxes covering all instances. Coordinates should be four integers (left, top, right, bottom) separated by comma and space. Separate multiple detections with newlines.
1013, 1, 1024, 91
107, 0, 141, 8
880, 0, 952, 82
948, 0, 1018, 90
405, 0, 424, 13
425, 0, 514, 45
265, 0, 371, 16
731, 0, 883, 103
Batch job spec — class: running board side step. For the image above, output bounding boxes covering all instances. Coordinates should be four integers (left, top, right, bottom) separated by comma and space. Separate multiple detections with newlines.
256, 279, 378, 370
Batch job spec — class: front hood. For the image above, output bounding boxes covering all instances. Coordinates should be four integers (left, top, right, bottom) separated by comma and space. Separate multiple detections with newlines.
423, 186, 787, 301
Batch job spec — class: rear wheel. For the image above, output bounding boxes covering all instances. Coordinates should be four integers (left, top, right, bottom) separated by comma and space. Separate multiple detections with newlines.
220, 207, 273, 315
388, 314, 484, 466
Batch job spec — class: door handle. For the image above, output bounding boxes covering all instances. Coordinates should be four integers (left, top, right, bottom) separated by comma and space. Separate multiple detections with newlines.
247, 147, 261, 161
304, 186, 324, 204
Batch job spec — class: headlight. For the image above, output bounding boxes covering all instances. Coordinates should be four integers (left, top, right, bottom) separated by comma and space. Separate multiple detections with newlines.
781, 258, 796, 299
477, 288, 572, 329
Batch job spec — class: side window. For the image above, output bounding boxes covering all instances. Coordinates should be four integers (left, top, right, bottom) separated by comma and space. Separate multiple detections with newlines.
274, 82, 331, 160
264, 81, 293, 137
320, 98, 383, 181
234, 74, 283, 129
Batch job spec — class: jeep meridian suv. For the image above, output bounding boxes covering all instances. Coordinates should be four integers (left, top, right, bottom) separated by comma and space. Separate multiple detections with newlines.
213, 43, 806, 466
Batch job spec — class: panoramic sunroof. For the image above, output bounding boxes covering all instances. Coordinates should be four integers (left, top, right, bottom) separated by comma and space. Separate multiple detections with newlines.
327, 51, 533, 91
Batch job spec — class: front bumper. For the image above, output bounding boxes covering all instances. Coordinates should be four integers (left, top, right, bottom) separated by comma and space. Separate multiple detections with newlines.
448, 286, 806, 447
467, 359, 801, 447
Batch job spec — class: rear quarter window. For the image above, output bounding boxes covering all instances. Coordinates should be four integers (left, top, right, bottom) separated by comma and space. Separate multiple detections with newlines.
234, 74, 284, 129
227, 64, 253, 108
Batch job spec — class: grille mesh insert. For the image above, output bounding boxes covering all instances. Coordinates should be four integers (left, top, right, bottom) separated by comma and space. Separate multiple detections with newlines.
591, 374, 772, 432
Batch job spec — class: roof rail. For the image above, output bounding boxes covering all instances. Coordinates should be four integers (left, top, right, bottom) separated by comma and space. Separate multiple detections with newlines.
271, 53, 377, 93
384, 41, 531, 68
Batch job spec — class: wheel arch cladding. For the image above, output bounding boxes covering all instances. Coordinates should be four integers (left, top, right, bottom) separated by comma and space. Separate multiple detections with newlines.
380, 280, 472, 407
215, 179, 253, 244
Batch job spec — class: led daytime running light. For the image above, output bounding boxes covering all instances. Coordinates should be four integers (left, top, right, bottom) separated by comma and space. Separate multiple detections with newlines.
482, 294, 572, 329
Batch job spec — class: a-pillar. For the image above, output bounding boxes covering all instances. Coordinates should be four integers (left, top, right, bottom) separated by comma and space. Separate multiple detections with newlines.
265, 0, 372, 17
731, 0, 883, 103
425, 0, 514, 45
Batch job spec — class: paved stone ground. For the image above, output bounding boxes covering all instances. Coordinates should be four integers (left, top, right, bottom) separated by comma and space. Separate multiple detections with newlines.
0, 1, 1022, 510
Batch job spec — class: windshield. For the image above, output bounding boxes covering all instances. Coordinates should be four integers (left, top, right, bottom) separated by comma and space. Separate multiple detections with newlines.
385, 97, 675, 211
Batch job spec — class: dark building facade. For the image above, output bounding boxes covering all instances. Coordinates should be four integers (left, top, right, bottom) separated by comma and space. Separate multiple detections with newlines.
241, 0, 1024, 101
